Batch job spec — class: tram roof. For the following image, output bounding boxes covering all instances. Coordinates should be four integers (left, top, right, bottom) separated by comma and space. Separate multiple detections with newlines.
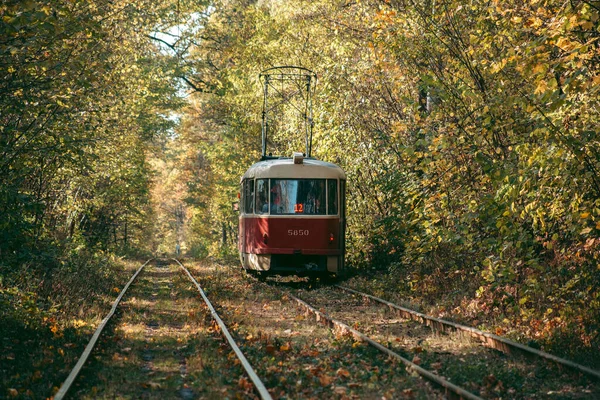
241, 157, 346, 181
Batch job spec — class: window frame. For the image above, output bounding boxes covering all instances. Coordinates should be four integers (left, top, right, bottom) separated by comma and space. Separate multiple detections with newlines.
255, 178, 269, 215
243, 178, 255, 214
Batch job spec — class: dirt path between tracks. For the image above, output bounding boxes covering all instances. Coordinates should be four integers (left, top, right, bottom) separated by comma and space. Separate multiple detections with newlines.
69, 261, 251, 399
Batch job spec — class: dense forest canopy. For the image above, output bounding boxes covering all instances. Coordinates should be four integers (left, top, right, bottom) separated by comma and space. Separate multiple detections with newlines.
1, 0, 599, 367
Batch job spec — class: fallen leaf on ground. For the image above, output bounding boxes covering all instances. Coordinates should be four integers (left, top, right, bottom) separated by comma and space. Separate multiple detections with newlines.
334, 386, 347, 395
412, 356, 421, 365
307, 366, 322, 376
319, 375, 334, 386
336, 368, 350, 378
238, 377, 253, 391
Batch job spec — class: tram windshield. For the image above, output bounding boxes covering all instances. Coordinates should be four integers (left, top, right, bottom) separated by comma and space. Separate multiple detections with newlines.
270, 179, 327, 215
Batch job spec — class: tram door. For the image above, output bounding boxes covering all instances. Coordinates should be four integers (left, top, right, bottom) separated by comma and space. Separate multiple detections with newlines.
240, 179, 255, 265
238, 182, 245, 264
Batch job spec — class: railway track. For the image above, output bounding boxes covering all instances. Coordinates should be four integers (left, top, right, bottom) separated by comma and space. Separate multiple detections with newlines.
335, 284, 600, 380
205, 263, 445, 398
287, 291, 483, 400
243, 274, 482, 399
53, 259, 599, 398
281, 281, 600, 399
55, 259, 271, 400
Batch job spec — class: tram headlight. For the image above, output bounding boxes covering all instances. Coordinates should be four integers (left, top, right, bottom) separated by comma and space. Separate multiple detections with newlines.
263, 233, 268, 244
329, 233, 334, 243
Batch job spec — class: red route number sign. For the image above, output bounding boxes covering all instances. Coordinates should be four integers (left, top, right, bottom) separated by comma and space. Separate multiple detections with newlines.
294, 203, 304, 213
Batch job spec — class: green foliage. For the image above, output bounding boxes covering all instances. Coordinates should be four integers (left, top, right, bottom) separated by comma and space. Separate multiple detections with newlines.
176, 0, 600, 354
0, 0, 187, 259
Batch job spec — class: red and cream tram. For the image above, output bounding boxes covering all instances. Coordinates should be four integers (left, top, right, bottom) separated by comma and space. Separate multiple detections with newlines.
239, 152, 346, 277
238, 66, 346, 278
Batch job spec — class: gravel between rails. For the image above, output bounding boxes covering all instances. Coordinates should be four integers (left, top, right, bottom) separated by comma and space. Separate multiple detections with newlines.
190, 262, 446, 399
67, 261, 254, 399
294, 284, 600, 399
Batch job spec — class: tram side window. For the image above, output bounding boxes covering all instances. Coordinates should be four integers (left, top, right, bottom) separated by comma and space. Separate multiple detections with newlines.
256, 179, 269, 214
340, 180, 346, 218
327, 179, 338, 215
244, 179, 254, 214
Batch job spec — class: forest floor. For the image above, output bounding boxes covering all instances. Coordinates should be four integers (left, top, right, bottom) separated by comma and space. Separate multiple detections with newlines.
1, 257, 142, 399
343, 268, 600, 371
2, 257, 599, 399
1, 258, 436, 399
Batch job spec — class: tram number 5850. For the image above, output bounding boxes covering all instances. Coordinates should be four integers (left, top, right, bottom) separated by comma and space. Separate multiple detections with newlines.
288, 229, 309, 236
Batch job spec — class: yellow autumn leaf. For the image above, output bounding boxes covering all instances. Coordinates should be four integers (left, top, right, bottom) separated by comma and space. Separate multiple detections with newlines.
556, 37, 576, 51
581, 21, 594, 29
533, 64, 546, 74
596, 221, 600, 229
279, 343, 290, 351
580, 212, 590, 219
72, 319, 86, 328
534, 79, 548, 95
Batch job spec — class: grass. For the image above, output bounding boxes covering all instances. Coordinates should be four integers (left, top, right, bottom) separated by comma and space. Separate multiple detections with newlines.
0, 254, 140, 399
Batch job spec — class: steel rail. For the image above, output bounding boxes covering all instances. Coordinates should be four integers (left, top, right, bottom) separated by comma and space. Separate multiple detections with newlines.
54, 259, 153, 400
173, 259, 273, 400
335, 285, 600, 380
287, 293, 483, 400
